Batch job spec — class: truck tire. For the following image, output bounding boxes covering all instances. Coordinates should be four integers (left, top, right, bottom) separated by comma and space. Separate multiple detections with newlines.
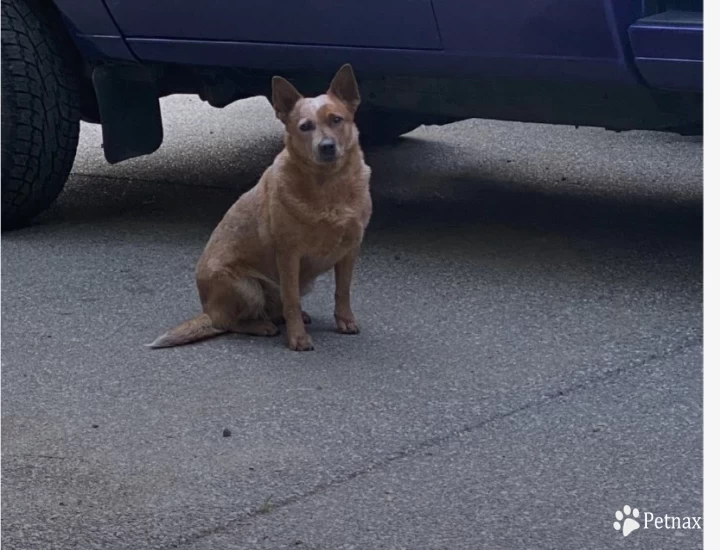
1, 0, 80, 230
356, 110, 423, 146
356, 110, 454, 146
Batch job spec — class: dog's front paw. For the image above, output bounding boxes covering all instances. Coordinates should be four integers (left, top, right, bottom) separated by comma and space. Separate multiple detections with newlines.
335, 314, 360, 335
288, 332, 314, 351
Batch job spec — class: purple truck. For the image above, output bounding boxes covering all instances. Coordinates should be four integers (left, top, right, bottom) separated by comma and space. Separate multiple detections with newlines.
1, 0, 702, 228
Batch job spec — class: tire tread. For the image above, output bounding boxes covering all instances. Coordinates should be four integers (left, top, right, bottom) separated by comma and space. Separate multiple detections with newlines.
1, 0, 80, 228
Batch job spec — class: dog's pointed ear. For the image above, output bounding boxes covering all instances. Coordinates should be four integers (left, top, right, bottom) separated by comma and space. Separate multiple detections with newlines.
328, 64, 360, 113
272, 76, 303, 123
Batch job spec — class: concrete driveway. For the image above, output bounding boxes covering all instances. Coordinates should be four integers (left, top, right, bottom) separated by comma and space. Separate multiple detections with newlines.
2, 96, 702, 549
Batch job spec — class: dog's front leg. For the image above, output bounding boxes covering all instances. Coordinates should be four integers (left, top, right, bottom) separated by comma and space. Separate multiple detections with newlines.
277, 251, 314, 351
334, 248, 360, 334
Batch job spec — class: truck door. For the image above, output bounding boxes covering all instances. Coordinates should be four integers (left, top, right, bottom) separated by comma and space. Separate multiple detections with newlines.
103, 0, 442, 50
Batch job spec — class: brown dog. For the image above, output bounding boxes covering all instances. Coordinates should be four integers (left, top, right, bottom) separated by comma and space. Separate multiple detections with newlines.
149, 64, 372, 351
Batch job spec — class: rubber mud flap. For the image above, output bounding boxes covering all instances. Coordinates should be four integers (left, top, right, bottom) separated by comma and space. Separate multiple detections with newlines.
92, 64, 163, 164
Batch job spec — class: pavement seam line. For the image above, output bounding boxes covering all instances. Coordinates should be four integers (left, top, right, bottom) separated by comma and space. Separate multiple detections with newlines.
166, 335, 701, 548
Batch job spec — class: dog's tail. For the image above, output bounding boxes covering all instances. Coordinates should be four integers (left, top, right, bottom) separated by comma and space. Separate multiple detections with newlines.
147, 314, 225, 349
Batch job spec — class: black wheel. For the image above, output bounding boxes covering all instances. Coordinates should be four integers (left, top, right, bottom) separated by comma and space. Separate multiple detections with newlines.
356, 110, 457, 146
355, 110, 425, 146
1, 0, 81, 230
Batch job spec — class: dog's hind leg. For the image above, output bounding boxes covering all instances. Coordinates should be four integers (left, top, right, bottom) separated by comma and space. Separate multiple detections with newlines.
264, 288, 311, 325
228, 319, 280, 336
271, 311, 312, 325
200, 272, 280, 337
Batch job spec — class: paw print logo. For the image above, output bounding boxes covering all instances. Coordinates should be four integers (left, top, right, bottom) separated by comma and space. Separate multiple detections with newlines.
614, 505, 641, 537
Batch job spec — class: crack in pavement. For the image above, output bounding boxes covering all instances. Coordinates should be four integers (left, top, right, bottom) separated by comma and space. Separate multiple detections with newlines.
166, 335, 701, 549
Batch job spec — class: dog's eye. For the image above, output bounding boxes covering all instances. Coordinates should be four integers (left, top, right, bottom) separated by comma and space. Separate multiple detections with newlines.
330, 115, 343, 125
299, 121, 314, 132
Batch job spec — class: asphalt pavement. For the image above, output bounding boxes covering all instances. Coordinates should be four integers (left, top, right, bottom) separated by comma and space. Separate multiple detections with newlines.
2, 96, 703, 549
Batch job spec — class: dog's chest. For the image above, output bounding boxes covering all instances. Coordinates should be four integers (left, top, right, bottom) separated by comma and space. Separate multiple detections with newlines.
299, 205, 364, 271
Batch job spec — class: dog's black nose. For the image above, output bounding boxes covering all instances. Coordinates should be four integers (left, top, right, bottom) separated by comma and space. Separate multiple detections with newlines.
319, 139, 336, 158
